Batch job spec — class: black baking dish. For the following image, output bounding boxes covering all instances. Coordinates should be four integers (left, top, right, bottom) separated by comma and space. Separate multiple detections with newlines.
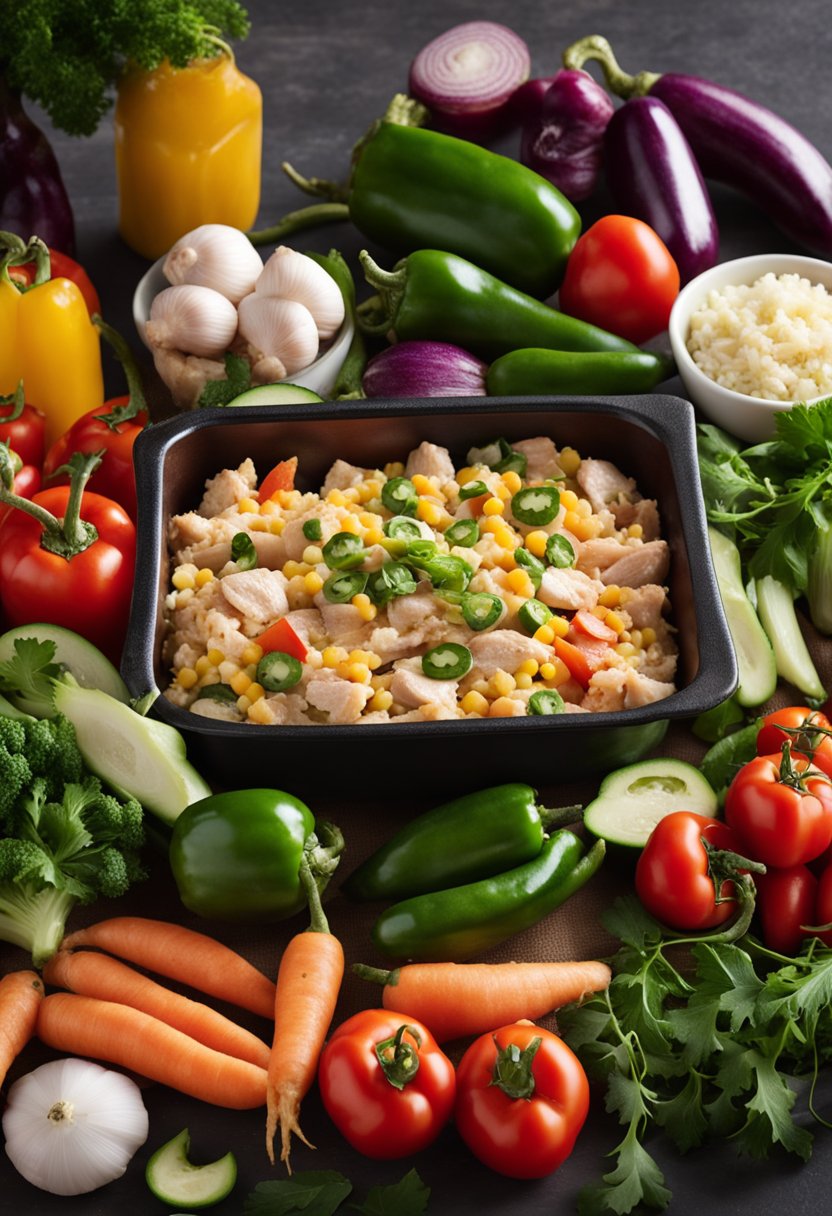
122, 394, 737, 797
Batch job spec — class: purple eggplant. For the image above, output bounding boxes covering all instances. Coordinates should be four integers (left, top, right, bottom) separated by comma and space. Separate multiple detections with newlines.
564, 35, 832, 256
0, 77, 75, 255
520, 69, 614, 202
362, 341, 487, 398
604, 96, 719, 283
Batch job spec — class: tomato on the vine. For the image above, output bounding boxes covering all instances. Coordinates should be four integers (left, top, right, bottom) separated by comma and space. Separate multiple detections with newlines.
454, 1020, 589, 1179
725, 744, 832, 867
754, 864, 818, 955
318, 1009, 455, 1159
815, 862, 832, 948
558, 214, 680, 344
0, 384, 46, 469
757, 706, 832, 780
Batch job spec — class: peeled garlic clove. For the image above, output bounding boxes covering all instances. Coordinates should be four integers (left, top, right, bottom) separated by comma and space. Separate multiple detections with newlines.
163, 223, 264, 304
146, 284, 238, 359
255, 246, 345, 340
238, 294, 320, 376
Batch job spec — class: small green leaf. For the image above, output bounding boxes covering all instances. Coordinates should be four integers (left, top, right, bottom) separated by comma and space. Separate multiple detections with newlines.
578, 1124, 672, 1215
602, 895, 663, 952
654, 1073, 708, 1152
352, 1169, 430, 1216
231, 531, 258, 570
198, 353, 252, 408
244, 1170, 353, 1216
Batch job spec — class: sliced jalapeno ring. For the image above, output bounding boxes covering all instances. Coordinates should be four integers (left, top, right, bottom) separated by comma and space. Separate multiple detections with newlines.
545, 533, 576, 569
444, 518, 480, 548
384, 515, 424, 540
462, 592, 503, 631
405, 539, 438, 559
231, 531, 258, 570
322, 530, 367, 570
458, 479, 489, 501
467, 439, 507, 468
514, 547, 546, 590
493, 450, 528, 477
256, 650, 304, 692
302, 518, 323, 542
518, 598, 553, 634
196, 682, 238, 703
511, 485, 561, 526
528, 689, 566, 715
323, 569, 368, 603
382, 476, 418, 516
422, 642, 473, 680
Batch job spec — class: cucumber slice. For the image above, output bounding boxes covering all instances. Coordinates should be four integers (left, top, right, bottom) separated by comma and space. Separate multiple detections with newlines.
707, 528, 777, 708
0, 623, 130, 717
52, 682, 212, 825
0, 689, 33, 721
145, 1128, 236, 1208
226, 383, 323, 407
755, 575, 826, 701
584, 758, 718, 850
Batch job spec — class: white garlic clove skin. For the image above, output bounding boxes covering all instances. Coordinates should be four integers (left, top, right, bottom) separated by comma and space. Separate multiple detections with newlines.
163, 223, 264, 304
238, 294, 320, 376
254, 246, 346, 340
146, 284, 239, 359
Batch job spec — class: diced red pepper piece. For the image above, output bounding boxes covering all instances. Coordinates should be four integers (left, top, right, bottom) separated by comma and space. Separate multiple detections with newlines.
259, 456, 298, 502
255, 616, 307, 662
572, 608, 618, 644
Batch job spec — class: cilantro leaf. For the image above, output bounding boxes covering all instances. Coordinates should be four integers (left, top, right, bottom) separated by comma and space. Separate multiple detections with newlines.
577, 1124, 671, 1216
198, 353, 253, 408
0, 637, 61, 714
653, 1072, 708, 1153
602, 894, 664, 951
244, 1170, 353, 1216
352, 1170, 430, 1216
734, 1051, 814, 1162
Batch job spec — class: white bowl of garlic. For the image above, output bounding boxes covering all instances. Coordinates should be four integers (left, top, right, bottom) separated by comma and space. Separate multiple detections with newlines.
132, 223, 355, 408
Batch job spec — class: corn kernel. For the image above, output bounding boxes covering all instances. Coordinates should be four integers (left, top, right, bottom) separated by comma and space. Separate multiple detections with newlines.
269, 516, 286, 535
627, 523, 644, 539
573, 516, 602, 541
482, 496, 505, 517
260, 498, 281, 516
238, 497, 260, 515
384, 461, 405, 479
489, 696, 520, 718
352, 593, 377, 622
244, 663, 258, 680
172, 568, 195, 591
302, 545, 323, 565
241, 643, 263, 666
550, 614, 570, 638
282, 560, 309, 579
524, 530, 549, 558
616, 641, 637, 657
246, 682, 265, 703
559, 488, 579, 512
364, 527, 385, 546
490, 669, 516, 698
247, 698, 275, 725
505, 568, 535, 597
342, 486, 361, 503
322, 646, 348, 667
195, 568, 214, 588
194, 656, 213, 677
337, 514, 359, 534
534, 624, 555, 645
518, 658, 539, 677
358, 480, 381, 504
563, 510, 582, 534
230, 670, 252, 696
460, 690, 490, 715
236, 695, 251, 714
326, 488, 348, 508
545, 657, 571, 685
630, 629, 644, 650
205, 649, 224, 668
370, 672, 393, 691
495, 481, 513, 502
501, 469, 523, 494
495, 549, 517, 571
454, 466, 479, 486
304, 571, 324, 595
347, 662, 372, 685
598, 585, 621, 607
176, 667, 198, 689
641, 627, 657, 646
248, 516, 267, 532
416, 498, 444, 526
539, 662, 556, 680
176, 588, 194, 606
369, 689, 394, 712
479, 516, 502, 535
469, 678, 491, 696
605, 611, 626, 635
559, 447, 581, 476
412, 473, 438, 496
576, 497, 593, 518
358, 511, 378, 529
494, 526, 516, 550
515, 671, 533, 690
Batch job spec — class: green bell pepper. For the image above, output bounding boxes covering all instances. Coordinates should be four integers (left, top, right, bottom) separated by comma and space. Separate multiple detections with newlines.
168, 788, 343, 923
486, 347, 673, 396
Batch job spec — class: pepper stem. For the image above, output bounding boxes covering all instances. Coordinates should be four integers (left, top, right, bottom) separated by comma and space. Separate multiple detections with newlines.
0, 446, 101, 557
356, 250, 407, 336
0, 231, 50, 285
246, 201, 350, 248
561, 35, 659, 98
538, 804, 584, 830
489, 1035, 541, 1101
302, 820, 344, 933
351, 963, 397, 987
375, 1023, 422, 1090
93, 315, 148, 428
0, 381, 25, 424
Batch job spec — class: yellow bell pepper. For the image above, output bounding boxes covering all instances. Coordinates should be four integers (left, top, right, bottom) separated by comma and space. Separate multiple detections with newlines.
0, 236, 104, 447
115, 51, 262, 259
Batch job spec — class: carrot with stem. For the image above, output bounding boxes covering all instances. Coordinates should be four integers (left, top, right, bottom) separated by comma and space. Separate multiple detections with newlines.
266, 828, 345, 1170
61, 916, 275, 1018
0, 970, 44, 1088
353, 958, 612, 1042
43, 948, 271, 1069
37, 992, 268, 1109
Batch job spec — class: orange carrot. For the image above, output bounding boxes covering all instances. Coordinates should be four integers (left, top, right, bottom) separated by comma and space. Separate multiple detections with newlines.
0, 970, 44, 1087
37, 992, 268, 1109
61, 917, 275, 1018
353, 959, 612, 1042
266, 849, 344, 1169
43, 949, 271, 1069
259, 456, 298, 501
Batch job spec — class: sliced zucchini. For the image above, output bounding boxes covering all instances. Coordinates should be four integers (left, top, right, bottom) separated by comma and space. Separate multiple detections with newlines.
225, 383, 323, 407
584, 758, 718, 850
145, 1128, 236, 1209
52, 682, 212, 825
707, 528, 776, 708
0, 623, 130, 717
755, 575, 826, 701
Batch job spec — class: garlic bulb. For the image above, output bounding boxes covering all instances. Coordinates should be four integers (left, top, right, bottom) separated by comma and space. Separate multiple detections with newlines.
237, 294, 320, 376
163, 223, 264, 304
146, 284, 238, 358
255, 245, 345, 339
3, 1058, 149, 1195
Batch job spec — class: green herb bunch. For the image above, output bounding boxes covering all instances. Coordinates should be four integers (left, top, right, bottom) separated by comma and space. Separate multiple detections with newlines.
0, 0, 251, 136
558, 895, 832, 1215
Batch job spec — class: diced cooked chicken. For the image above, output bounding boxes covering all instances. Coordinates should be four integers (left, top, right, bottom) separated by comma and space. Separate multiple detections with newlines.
219, 568, 290, 624
611, 498, 661, 540
622, 583, 668, 631
281, 503, 352, 561
202, 608, 250, 661
511, 436, 564, 483
576, 537, 636, 576
390, 660, 461, 711
600, 540, 670, 588
305, 669, 373, 723
322, 459, 374, 493
582, 666, 675, 712
385, 704, 461, 722
198, 460, 257, 518
281, 608, 326, 649
386, 583, 437, 633
576, 459, 637, 512
259, 692, 314, 726
315, 598, 375, 647
169, 511, 238, 555
538, 567, 603, 611
638, 650, 678, 683
171, 642, 201, 670
405, 441, 455, 485
468, 630, 552, 677
174, 530, 288, 574
189, 697, 242, 722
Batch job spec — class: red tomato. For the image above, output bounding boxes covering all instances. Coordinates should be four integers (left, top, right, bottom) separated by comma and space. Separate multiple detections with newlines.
0, 393, 46, 469
454, 1021, 589, 1179
318, 1009, 456, 1159
9, 248, 101, 317
0, 461, 41, 528
724, 747, 832, 867
754, 864, 818, 955
558, 215, 680, 344
0, 486, 136, 664
635, 811, 747, 931
43, 396, 148, 522
757, 706, 832, 780
815, 863, 832, 947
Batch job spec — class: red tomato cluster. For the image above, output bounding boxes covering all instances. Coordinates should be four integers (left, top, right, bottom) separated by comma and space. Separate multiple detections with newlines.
317, 1010, 588, 1178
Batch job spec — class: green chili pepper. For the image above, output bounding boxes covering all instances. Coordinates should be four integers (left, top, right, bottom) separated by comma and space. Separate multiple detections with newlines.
384, 515, 424, 540
382, 476, 418, 516
545, 533, 576, 568
421, 642, 472, 679
322, 530, 366, 570
231, 531, 258, 570
486, 347, 673, 397
371, 831, 606, 961
302, 518, 323, 542
344, 782, 584, 902
528, 689, 566, 716
306, 249, 367, 399
514, 547, 546, 590
366, 561, 417, 605
444, 518, 480, 548
511, 485, 561, 526
358, 249, 638, 363
169, 789, 344, 922
257, 651, 303, 692
461, 591, 503, 631
518, 598, 553, 634
458, 479, 488, 501
323, 569, 368, 603
195, 683, 237, 704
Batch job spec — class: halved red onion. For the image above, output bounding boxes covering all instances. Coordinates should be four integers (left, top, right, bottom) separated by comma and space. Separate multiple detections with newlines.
362, 341, 488, 399
408, 22, 531, 142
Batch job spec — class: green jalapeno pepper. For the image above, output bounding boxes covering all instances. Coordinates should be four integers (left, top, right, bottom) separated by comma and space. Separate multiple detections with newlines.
343, 782, 583, 902
257, 651, 303, 692
324, 569, 368, 603
461, 591, 503, 631
371, 831, 606, 962
323, 530, 366, 570
444, 518, 480, 547
528, 689, 566, 716
458, 479, 489, 501
359, 249, 638, 363
486, 347, 673, 397
518, 598, 553, 634
381, 476, 418, 516
511, 485, 561, 526
546, 533, 577, 568
169, 789, 344, 923
421, 641, 472, 679
514, 547, 546, 589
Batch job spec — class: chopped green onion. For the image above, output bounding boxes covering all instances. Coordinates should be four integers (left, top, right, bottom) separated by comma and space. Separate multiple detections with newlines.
420, 554, 473, 593
231, 531, 258, 570
461, 592, 503, 631
381, 476, 418, 516
322, 530, 366, 570
302, 518, 322, 542
421, 642, 473, 680
514, 547, 546, 590
384, 515, 424, 541
444, 518, 480, 548
528, 688, 565, 715
405, 539, 438, 560
459, 479, 488, 501
545, 533, 576, 569
518, 599, 553, 634
511, 485, 560, 526
195, 683, 238, 703
494, 450, 527, 477
323, 569, 368, 603
256, 650, 303, 692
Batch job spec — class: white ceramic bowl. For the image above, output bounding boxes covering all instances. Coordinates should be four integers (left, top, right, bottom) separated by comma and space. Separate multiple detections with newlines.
668, 252, 832, 443
132, 256, 356, 402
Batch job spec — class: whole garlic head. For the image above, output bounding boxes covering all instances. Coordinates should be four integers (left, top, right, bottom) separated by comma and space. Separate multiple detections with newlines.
163, 223, 264, 305
146, 284, 239, 359
238, 294, 320, 377
255, 246, 345, 340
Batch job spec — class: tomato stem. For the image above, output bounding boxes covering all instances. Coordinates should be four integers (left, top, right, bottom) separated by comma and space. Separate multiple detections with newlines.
489, 1034, 541, 1101
0, 447, 102, 558
375, 1023, 422, 1090
0, 381, 25, 423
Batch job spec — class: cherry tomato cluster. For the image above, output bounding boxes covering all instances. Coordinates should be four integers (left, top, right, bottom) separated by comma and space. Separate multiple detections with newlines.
635, 707, 832, 953
317, 1010, 588, 1178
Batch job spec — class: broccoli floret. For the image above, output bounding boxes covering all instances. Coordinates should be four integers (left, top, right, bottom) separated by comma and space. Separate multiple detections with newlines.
23, 714, 85, 795
0, 719, 33, 827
